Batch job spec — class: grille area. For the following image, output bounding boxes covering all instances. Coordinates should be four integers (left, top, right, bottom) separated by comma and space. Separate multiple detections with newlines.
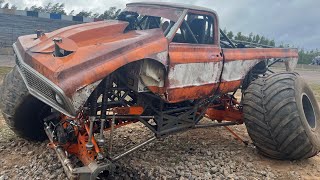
16, 56, 59, 106
15, 54, 75, 117
21, 66, 55, 101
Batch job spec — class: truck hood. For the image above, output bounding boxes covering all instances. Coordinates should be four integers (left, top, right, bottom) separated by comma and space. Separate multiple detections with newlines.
14, 20, 168, 96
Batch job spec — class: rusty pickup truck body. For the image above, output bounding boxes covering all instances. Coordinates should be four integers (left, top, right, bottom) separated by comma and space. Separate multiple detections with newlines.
13, 2, 298, 118
5, 2, 311, 179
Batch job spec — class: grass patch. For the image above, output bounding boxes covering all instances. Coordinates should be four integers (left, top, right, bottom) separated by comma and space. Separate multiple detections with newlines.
310, 84, 320, 102
0, 66, 12, 75
0, 66, 12, 82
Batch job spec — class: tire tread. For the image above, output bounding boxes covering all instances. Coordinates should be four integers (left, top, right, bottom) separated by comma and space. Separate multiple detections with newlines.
243, 73, 319, 160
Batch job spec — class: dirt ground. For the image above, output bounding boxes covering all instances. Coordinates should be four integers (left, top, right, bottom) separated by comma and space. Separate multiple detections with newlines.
0, 56, 15, 67
0, 67, 320, 179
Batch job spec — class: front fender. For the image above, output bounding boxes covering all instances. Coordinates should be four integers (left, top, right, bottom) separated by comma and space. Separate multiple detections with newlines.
14, 28, 169, 116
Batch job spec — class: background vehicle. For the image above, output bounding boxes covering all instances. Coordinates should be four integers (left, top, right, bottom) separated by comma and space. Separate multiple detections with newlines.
1, 2, 319, 179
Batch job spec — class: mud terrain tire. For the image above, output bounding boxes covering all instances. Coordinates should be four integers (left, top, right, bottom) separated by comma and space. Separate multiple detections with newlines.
243, 72, 320, 160
0, 66, 51, 141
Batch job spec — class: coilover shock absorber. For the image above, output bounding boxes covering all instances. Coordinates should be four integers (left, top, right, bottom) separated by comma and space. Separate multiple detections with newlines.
86, 88, 98, 150
97, 78, 110, 146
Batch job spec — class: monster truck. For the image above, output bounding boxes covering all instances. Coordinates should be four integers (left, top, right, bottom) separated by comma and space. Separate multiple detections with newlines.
1, 2, 319, 179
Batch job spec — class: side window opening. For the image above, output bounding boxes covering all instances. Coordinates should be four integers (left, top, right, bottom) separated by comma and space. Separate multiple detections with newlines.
118, 11, 176, 36
173, 13, 214, 44
138, 16, 175, 35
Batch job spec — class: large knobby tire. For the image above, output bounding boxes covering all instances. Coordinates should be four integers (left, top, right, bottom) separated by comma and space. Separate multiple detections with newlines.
0, 66, 51, 141
243, 72, 320, 160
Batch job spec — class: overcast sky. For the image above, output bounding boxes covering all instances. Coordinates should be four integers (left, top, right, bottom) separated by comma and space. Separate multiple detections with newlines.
7, 0, 320, 49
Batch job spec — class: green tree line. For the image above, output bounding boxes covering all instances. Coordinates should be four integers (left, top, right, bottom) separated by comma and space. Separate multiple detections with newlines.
222, 28, 276, 47
298, 49, 320, 64
222, 28, 319, 64
1, 1, 318, 64
0, 0, 17, 9
0, 1, 121, 20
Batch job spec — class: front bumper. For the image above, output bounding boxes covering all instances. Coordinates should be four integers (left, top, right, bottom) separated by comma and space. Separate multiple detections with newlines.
13, 43, 76, 118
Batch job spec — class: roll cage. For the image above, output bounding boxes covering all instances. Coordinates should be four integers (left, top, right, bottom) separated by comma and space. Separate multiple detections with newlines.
121, 4, 220, 45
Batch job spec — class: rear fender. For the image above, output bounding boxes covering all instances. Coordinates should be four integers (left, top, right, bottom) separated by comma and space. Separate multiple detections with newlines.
219, 48, 299, 93
283, 57, 298, 72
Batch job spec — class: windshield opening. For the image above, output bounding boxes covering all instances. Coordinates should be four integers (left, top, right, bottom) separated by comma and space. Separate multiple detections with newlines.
118, 5, 184, 36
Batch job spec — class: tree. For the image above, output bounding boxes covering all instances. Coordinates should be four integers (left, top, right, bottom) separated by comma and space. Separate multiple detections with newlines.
43, 2, 52, 12
223, 28, 227, 35
92, 13, 100, 18
226, 31, 234, 40
76, 11, 101, 18
259, 36, 266, 45
248, 32, 253, 42
76, 10, 93, 17
269, 40, 276, 47
2, 2, 9, 9
235, 32, 242, 41
25, 3, 66, 15
0, 2, 16, 9
254, 35, 260, 43
264, 39, 270, 46
11, 5, 17, 10
50, 3, 66, 15
99, 7, 121, 20
69, 10, 75, 16
278, 43, 284, 48
27, 5, 43, 12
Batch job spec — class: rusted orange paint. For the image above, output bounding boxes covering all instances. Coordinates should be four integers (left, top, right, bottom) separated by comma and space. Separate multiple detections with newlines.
14, 3, 299, 105
169, 43, 222, 64
204, 95, 243, 122
166, 80, 241, 103
113, 106, 144, 115
65, 131, 96, 166
15, 21, 168, 96
54, 119, 97, 166
167, 84, 216, 103
223, 48, 298, 61
147, 86, 166, 95
218, 80, 242, 93
205, 108, 242, 122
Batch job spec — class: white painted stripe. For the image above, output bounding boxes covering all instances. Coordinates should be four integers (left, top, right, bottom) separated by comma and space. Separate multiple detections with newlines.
15, 10, 27, 16
168, 62, 223, 88
168, 60, 262, 88
61, 15, 73, 21
83, 17, 94, 23
38, 12, 50, 19
221, 60, 260, 82
0, 8, 88, 23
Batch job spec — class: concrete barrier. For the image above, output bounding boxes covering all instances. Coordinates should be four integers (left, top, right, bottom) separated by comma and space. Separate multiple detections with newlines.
0, 8, 104, 49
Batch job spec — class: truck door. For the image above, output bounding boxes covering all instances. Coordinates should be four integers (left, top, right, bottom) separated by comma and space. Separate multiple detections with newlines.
166, 12, 223, 103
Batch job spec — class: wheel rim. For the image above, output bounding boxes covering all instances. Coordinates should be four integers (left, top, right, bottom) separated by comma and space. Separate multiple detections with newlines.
302, 94, 316, 129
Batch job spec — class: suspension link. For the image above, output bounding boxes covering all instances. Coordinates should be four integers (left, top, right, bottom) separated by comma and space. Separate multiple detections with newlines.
86, 88, 99, 150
